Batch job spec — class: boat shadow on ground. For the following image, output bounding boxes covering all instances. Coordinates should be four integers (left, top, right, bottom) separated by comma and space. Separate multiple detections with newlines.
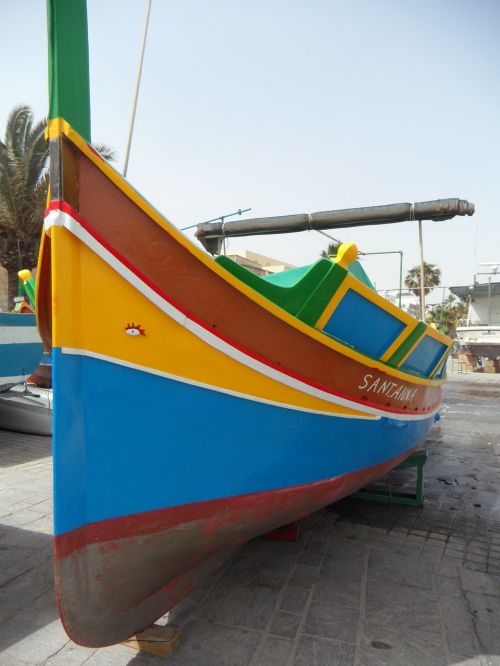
0, 428, 51, 468
0, 524, 57, 655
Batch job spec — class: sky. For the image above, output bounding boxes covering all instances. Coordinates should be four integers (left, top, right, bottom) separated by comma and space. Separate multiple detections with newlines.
2, 0, 500, 302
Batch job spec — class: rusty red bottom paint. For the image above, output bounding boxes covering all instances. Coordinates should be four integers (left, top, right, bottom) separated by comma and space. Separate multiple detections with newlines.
55, 448, 414, 647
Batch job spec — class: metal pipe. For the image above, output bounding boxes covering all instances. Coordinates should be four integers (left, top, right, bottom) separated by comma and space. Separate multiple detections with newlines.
399, 251, 403, 309
418, 219, 426, 321
359, 250, 404, 308
488, 276, 492, 323
123, 0, 152, 178
195, 198, 475, 254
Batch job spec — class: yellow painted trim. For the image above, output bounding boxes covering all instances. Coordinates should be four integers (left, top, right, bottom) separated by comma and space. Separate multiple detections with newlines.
380, 320, 420, 363
51, 227, 370, 419
423, 323, 452, 347
46, 118, 446, 387
429, 351, 449, 379
315, 281, 350, 329
397, 332, 453, 370
335, 242, 358, 269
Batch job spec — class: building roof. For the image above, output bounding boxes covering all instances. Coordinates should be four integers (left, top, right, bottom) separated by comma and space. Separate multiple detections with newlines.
450, 281, 500, 301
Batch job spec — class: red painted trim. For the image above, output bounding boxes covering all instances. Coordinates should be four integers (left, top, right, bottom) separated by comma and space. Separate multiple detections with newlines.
45, 201, 441, 416
54, 448, 416, 559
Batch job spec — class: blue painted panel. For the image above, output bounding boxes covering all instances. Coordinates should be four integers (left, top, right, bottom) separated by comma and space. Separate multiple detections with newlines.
323, 289, 405, 358
0, 342, 43, 380
402, 335, 447, 376
52, 349, 433, 535
0, 313, 36, 327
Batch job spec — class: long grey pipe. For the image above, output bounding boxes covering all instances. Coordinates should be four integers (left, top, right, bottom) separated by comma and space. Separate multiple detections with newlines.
195, 198, 474, 254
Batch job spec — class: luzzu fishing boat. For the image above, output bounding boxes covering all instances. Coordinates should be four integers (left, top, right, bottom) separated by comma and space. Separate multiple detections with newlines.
38, 0, 474, 648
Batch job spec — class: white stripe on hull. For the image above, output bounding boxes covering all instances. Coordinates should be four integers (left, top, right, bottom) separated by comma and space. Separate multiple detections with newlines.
46, 210, 438, 422
0, 327, 41, 344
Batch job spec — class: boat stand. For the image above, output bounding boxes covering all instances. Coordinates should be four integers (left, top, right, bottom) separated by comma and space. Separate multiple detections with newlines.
122, 624, 181, 657
262, 521, 300, 541
351, 449, 427, 507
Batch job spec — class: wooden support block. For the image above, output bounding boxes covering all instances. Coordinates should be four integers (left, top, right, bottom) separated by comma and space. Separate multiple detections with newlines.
122, 624, 181, 657
262, 521, 300, 542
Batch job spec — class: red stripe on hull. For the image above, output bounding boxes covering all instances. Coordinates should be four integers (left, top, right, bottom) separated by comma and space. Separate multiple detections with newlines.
55, 449, 415, 647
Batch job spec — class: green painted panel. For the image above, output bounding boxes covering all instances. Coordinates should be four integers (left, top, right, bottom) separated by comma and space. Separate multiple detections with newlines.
215, 256, 338, 318
348, 260, 375, 290
47, 0, 91, 141
387, 320, 426, 367
295, 265, 347, 326
262, 264, 314, 287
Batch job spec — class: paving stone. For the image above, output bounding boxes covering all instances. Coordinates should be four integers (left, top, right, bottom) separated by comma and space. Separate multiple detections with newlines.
432, 560, 458, 578
304, 601, 358, 643
443, 627, 477, 659
320, 551, 366, 582
368, 550, 434, 590
459, 569, 500, 596
434, 574, 462, 598
84, 643, 165, 664
45, 641, 98, 665
167, 620, 260, 666
294, 635, 355, 666
290, 563, 320, 589
0, 614, 68, 666
438, 594, 473, 631
253, 635, 293, 665
465, 592, 500, 654
280, 586, 309, 613
365, 580, 442, 635
358, 621, 448, 666
463, 559, 488, 573
270, 610, 301, 638
197, 582, 278, 630
312, 577, 360, 609
168, 597, 200, 629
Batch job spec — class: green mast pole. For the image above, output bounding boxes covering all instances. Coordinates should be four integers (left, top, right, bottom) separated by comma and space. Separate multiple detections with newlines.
47, 0, 91, 142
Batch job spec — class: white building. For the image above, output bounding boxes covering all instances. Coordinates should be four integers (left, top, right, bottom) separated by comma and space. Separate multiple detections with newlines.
226, 249, 295, 276
450, 282, 500, 325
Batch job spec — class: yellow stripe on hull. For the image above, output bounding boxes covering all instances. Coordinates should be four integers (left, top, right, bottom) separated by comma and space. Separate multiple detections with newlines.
51, 226, 371, 419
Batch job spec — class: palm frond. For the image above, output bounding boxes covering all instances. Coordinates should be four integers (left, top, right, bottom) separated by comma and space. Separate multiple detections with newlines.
93, 143, 117, 162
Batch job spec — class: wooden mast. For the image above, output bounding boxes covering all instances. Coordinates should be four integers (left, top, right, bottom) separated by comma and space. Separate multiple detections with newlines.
47, 0, 91, 142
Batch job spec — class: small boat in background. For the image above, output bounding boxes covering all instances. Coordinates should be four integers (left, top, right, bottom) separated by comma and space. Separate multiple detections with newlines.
0, 312, 43, 392
0, 274, 48, 434
0, 384, 52, 436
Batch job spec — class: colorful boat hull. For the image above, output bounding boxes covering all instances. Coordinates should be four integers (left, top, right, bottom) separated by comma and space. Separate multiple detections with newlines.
36, 120, 451, 647
0, 313, 43, 390
39, 0, 456, 646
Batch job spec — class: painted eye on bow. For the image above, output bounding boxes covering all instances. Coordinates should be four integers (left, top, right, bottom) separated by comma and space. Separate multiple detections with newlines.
125, 322, 146, 336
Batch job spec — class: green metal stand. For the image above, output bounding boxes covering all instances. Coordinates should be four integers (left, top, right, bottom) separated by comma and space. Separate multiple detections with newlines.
351, 449, 427, 507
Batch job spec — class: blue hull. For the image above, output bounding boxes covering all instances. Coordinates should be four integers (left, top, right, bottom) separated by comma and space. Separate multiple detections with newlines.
53, 348, 434, 536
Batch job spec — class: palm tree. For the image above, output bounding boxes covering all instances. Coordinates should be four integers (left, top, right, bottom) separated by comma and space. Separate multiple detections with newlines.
320, 241, 343, 259
0, 105, 115, 306
428, 294, 468, 337
405, 262, 441, 297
